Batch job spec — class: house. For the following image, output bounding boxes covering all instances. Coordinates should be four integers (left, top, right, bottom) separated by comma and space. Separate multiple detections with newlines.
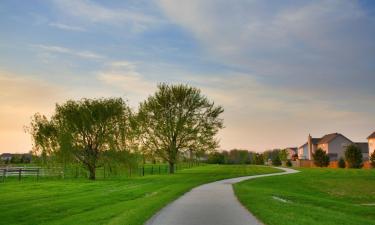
284, 147, 297, 160
368, 131, 375, 157
298, 133, 369, 161
0, 153, 12, 162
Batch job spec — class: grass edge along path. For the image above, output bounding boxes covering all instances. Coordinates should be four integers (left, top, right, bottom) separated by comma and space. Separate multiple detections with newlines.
234, 168, 375, 225
0, 165, 280, 225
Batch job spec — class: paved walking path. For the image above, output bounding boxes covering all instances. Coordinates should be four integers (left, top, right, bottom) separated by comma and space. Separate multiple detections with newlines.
146, 167, 299, 225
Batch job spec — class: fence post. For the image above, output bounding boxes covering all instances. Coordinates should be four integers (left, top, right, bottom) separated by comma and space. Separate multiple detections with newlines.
18, 169, 21, 181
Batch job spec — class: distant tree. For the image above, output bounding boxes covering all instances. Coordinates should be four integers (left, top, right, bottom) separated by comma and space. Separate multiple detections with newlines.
279, 149, 288, 162
138, 84, 224, 173
228, 149, 250, 164
207, 152, 225, 164
370, 151, 375, 168
312, 148, 330, 167
10, 154, 22, 164
29, 98, 134, 180
254, 153, 264, 165
344, 144, 363, 168
272, 155, 282, 166
338, 157, 346, 168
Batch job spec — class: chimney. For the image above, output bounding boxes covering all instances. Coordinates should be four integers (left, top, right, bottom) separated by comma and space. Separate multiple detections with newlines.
308, 134, 312, 160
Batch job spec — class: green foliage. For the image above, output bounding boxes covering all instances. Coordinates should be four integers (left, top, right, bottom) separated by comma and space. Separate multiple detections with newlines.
29, 98, 134, 180
138, 84, 224, 173
369, 151, 375, 168
344, 144, 363, 168
207, 149, 255, 164
312, 148, 330, 167
338, 157, 346, 168
254, 153, 264, 165
207, 152, 225, 164
271, 155, 282, 166
279, 149, 288, 162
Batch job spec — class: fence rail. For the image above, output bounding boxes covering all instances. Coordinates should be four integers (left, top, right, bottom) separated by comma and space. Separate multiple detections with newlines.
0, 162, 203, 182
0, 167, 40, 182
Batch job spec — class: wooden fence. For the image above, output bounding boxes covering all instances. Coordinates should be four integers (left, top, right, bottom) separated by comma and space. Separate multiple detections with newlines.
0, 167, 40, 182
294, 159, 373, 169
0, 162, 203, 182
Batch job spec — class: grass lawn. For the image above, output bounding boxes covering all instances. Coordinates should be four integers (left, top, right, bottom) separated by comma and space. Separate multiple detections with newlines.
234, 168, 375, 225
0, 165, 280, 225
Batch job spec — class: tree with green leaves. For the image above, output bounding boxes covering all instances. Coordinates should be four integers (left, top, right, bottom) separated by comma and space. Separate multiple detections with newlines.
254, 153, 264, 165
345, 144, 363, 168
29, 98, 134, 180
312, 148, 330, 167
272, 155, 282, 166
138, 84, 224, 173
279, 149, 288, 162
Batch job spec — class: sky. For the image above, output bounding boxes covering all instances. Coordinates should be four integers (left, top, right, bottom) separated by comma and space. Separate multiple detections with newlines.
1, 0, 375, 153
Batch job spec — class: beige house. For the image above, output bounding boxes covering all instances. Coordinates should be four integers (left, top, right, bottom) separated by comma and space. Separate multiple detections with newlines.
368, 131, 375, 157
298, 133, 369, 161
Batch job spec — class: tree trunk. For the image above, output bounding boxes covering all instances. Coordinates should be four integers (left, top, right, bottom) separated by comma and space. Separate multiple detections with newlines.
88, 165, 96, 180
169, 162, 175, 174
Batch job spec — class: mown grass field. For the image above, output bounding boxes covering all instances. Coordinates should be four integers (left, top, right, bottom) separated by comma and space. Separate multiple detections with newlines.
0, 165, 280, 225
234, 168, 375, 225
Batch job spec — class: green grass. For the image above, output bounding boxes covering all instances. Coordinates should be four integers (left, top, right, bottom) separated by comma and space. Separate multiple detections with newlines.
234, 168, 375, 225
0, 165, 279, 225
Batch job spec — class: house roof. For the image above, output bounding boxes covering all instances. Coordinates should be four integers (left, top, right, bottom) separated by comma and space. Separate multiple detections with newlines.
311, 138, 320, 144
299, 142, 307, 149
355, 142, 369, 153
367, 131, 375, 139
285, 147, 297, 154
317, 133, 352, 144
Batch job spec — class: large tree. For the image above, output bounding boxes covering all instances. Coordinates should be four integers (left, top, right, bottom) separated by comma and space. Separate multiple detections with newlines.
138, 84, 224, 173
29, 98, 134, 180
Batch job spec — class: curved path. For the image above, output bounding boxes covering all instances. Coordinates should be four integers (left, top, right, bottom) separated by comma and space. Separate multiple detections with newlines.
146, 167, 299, 225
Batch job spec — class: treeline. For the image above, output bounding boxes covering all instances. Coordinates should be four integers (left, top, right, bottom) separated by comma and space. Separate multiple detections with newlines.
207, 149, 263, 164
207, 149, 292, 166
28, 84, 224, 180
0, 153, 32, 164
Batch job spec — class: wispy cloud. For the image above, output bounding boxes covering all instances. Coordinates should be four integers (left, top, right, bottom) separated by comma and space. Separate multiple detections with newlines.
31, 44, 104, 59
52, 0, 163, 32
158, 0, 375, 93
97, 61, 156, 105
48, 22, 86, 32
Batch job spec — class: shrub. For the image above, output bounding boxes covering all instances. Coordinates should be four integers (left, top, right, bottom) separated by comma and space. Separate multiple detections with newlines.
286, 159, 292, 167
312, 148, 330, 167
344, 144, 363, 168
272, 155, 282, 166
338, 157, 346, 168
370, 151, 375, 168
